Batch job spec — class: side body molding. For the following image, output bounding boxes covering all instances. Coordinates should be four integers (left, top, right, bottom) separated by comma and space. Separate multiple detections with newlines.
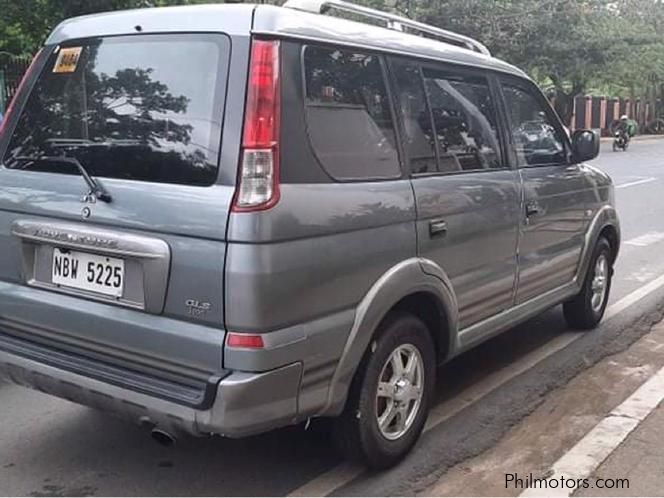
321, 257, 458, 416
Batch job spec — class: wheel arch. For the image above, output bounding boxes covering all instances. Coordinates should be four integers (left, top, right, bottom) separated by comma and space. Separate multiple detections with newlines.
599, 224, 620, 264
576, 206, 621, 287
320, 258, 458, 417
391, 291, 451, 362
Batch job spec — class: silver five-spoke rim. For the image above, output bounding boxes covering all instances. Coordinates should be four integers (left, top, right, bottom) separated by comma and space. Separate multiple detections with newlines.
591, 254, 609, 312
375, 343, 424, 441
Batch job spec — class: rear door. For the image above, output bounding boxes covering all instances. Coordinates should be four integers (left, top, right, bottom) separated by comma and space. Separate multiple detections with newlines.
389, 57, 520, 329
498, 77, 587, 303
0, 33, 235, 376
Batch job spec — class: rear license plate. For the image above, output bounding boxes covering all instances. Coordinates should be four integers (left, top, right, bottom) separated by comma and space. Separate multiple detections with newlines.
52, 248, 125, 297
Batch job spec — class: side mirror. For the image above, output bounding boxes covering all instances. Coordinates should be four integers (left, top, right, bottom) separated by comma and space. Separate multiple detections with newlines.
571, 129, 600, 163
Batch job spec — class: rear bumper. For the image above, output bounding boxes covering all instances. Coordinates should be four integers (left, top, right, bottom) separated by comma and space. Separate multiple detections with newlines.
0, 346, 303, 438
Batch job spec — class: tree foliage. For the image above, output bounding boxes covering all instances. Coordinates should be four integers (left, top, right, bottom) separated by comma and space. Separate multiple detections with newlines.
413, 0, 664, 124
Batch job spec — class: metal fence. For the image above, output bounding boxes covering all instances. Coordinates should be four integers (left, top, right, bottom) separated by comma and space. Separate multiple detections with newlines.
0, 53, 31, 114
571, 95, 664, 135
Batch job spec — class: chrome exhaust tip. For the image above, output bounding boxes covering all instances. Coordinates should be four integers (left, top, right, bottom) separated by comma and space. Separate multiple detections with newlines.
151, 428, 176, 447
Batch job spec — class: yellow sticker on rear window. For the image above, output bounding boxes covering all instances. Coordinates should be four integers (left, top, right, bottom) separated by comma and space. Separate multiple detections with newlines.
53, 47, 82, 74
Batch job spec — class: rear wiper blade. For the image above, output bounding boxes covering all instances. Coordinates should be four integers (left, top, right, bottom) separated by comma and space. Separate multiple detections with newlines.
14, 155, 112, 203
45, 138, 143, 148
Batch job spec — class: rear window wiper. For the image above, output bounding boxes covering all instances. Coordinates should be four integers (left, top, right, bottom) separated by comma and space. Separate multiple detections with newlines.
13, 155, 112, 203
45, 138, 143, 149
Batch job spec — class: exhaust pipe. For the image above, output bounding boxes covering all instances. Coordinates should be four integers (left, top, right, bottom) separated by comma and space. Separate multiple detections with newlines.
151, 428, 176, 447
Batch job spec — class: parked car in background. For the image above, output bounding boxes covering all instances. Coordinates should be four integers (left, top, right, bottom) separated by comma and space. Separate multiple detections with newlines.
0, 0, 620, 469
514, 118, 564, 158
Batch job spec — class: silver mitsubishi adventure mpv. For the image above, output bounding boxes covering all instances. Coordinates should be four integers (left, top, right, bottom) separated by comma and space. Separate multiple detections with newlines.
0, 0, 619, 469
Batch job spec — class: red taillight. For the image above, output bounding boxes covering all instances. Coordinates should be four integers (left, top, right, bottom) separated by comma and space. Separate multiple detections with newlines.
243, 40, 280, 148
232, 39, 280, 212
227, 333, 265, 349
0, 49, 42, 139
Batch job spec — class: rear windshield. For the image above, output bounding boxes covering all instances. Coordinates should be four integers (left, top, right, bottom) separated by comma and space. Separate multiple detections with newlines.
2, 33, 229, 186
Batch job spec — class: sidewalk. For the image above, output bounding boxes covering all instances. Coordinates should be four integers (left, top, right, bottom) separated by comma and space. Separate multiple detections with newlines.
421, 314, 664, 497
575, 404, 664, 497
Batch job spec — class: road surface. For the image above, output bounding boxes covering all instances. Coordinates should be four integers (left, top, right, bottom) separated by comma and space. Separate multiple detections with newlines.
2, 139, 664, 497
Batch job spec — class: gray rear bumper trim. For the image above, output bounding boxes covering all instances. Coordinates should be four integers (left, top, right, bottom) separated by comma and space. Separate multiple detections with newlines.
0, 350, 303, 438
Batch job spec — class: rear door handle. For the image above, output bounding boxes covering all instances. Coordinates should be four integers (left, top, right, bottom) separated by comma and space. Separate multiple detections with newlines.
429, 219, 448, 237
525, 202, 542, 217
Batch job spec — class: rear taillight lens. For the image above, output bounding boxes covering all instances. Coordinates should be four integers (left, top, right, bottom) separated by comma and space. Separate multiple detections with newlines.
232, 39, 281, 212
0, 49, 42, 140
226, 332, 265, 349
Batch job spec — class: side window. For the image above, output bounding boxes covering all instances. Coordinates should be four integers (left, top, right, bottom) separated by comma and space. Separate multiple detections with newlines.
423, 68, 502, 173
390, 59, 437, 174
303, 45, 401, 180
501, 83, 567, 167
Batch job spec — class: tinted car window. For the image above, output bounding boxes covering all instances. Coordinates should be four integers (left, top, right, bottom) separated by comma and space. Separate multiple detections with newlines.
2, 34, 228, 186
501, 83, 567, 167
390, 59, 437, 175
423, 69, 502, 173
303, 46, 400, 180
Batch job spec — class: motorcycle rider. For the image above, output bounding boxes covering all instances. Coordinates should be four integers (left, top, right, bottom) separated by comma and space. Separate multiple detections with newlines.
616, 114, 635, 143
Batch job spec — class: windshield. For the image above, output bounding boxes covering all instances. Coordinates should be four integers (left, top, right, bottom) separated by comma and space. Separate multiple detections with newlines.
2, 33, 229, 186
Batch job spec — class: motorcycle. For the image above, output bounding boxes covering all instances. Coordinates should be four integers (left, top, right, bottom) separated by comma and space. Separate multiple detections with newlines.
613, 129, 629, 152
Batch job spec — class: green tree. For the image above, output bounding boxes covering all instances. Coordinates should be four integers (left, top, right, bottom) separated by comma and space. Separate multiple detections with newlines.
413, 0, 625, 125
593, 0, 664, 115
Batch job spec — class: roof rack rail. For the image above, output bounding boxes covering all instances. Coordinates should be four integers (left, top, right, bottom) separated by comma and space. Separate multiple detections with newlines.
282, 0, 491, 56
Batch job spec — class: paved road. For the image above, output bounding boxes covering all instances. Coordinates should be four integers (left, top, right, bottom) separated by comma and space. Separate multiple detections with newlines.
2, 139, 664, 497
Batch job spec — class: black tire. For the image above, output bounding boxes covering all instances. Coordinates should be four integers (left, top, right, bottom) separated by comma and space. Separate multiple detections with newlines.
563, 237, 613, 330
332, 312, 435, 469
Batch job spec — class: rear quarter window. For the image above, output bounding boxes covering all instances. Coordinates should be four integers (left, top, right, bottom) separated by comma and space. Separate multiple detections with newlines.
2, 33, 229, 186
302, 45, 401, 181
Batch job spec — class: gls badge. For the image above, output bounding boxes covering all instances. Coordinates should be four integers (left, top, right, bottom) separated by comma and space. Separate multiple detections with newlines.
185, 299, 211, 317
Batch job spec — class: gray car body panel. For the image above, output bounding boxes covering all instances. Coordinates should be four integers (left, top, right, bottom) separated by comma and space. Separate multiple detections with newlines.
225, 180, 418, 416
225, 181, 417, 330
46, 4, 257, 43
0, 3, 620, 438
412, 170, 521, 329
516, 164, 591, 304
0, 281, 223, 378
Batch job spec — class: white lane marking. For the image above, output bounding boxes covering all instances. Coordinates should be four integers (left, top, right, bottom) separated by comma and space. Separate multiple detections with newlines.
519, 365, 664, 497
287, 274, 664, 497
288, 462, 365, 498
624, 231, 664, 247
615, 177, 657, 189
604, 272, 664, 319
